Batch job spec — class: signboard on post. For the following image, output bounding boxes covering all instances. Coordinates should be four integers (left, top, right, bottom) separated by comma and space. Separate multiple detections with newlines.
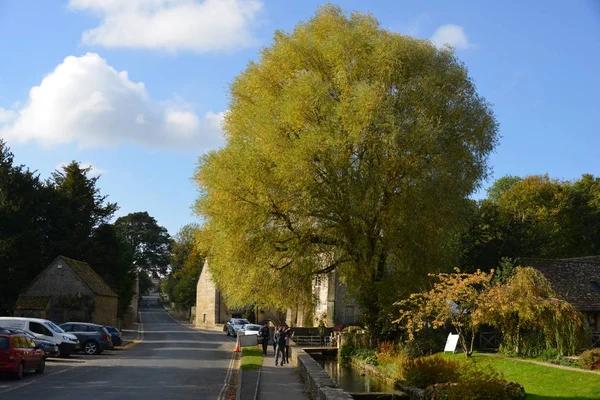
239, 334, 258, 347
444, 333, 460, 353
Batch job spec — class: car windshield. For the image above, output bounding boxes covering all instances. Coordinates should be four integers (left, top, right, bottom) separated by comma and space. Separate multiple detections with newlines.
44, 321, 65, 333
233, 319, 250, 325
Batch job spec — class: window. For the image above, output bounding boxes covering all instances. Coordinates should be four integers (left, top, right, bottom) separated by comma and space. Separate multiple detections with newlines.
12, 336, 28, 348
591, 281, 600, 295
203, 314, 206, 323
0, 337, 8, 350
61, 324, 73, 332
29, 322, 51, 336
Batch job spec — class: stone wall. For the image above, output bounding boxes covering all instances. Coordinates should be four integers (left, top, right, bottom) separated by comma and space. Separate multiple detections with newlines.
289, 342, 353, 400
195, 261, 225, 329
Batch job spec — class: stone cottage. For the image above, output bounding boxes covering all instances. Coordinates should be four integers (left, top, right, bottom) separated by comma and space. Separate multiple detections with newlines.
195, 260, 285, 329
286, 269, 361, 328
14, 256, 118, 326
522, 256, 600, 331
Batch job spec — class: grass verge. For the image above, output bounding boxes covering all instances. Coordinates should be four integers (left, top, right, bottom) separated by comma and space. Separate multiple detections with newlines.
241, 345, 264, 370
442, 352, 600, 399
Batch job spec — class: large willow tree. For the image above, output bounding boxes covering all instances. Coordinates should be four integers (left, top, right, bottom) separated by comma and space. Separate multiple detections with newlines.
194, 5, 498, 333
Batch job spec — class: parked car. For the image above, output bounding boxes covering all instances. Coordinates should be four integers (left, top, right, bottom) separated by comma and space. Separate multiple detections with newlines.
239, 324, 262, 341
104, 326, 123, 347
59, 322, 113, 355
8, 329, 59, 358
0, 328, 45, 379
0, 317, 79, 357
225, 318, 250, 337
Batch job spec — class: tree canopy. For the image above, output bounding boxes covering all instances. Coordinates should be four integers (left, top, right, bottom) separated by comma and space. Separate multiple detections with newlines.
115, 212, 172, 277
194, 5, 498, 333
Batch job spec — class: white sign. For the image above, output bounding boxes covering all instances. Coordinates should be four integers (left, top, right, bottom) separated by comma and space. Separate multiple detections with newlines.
444, 333, 460, 353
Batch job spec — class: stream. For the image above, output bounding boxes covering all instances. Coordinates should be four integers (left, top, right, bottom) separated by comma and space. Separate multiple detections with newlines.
309, 353, 404, 395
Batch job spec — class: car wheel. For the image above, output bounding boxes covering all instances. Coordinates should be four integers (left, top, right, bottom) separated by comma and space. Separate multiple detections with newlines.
36, 359, 45, 374
15, 363, 24, 380
84, 341, 100, 355
226, 329, 230, 336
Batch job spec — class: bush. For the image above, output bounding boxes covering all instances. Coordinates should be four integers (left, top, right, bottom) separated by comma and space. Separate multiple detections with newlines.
403, 328, 446, 358
422, 363, 525, 400
579, 348, 600, 370
403, 355, 461, 389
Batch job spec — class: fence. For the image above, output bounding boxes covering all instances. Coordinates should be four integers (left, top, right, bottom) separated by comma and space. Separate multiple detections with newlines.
292, 335, 333, 347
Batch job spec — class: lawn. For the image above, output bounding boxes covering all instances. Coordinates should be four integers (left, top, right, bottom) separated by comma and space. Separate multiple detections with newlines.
241, 345, 263, 370
442, 353, 600, 399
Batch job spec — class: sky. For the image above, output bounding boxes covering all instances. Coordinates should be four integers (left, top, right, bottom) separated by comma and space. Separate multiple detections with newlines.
0, 0, 599, 236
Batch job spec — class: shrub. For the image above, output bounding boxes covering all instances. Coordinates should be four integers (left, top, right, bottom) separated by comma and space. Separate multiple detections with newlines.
339, 344, 354, 364
403, 328, 446, 358
579, 348, 600, 370
403, 355, 461, 389
423, 363, 525, 400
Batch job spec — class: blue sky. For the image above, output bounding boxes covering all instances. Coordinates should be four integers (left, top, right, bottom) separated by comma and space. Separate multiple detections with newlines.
1, 0, 599, 236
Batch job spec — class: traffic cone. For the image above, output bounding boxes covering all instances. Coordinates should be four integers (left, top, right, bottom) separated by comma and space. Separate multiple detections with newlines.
234, 337, 241, 352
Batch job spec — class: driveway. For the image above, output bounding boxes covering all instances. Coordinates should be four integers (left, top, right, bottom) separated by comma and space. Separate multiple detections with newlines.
0, 294, 237, 399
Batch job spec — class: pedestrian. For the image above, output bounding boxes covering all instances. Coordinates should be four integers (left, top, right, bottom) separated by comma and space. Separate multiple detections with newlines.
275, 327, 287, 366
258, 322, 270, 355
284, 326, 293, 364
272, 326, 279, 354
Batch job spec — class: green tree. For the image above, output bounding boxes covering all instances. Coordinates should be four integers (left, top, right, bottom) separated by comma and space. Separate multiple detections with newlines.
47, 161, 117, 260
114, 212, 172, 277
87, 224, 136, 318
0, 141, 47, 314
194, 5, 498, 334
164, 224, 204, 310
475, 267, 586, 356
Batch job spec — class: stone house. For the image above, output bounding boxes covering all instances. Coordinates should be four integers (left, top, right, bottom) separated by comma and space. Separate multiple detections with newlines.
287, 269, 361, 328
14, 256, 118, 326
195, 260, 285, 330
522, 256, 600, 331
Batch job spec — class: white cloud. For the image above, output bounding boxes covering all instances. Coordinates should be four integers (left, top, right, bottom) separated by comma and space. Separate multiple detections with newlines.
56, 161, 107, 177
0, 108, 16, 124
69, 0, 263, 53
0, 53, 225, 150
430, 24, 473, 50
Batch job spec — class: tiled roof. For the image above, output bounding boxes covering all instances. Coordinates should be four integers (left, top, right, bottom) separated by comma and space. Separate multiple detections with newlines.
60, 256, 118, 297
14, 296, 50, 310
520, 256, 600, 312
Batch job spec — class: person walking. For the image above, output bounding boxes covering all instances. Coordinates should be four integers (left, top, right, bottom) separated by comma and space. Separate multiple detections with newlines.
272, 326, 279, 354
284, 326, 293, 364
275, 327, 287, 366
258, 322, 270, 355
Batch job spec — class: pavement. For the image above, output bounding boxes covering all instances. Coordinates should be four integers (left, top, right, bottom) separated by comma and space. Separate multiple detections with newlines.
255, 349, 307, 400
0, 294, 238, 399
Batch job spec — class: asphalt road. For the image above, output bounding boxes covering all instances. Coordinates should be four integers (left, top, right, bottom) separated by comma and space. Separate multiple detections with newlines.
0, 294, 237, 399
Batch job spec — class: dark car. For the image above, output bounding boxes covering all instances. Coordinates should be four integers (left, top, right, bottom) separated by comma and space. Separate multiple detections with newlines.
0, 328, 45, 379
104, 326, 123, 347
59, 322, 113, 355
7, 329, 59, 358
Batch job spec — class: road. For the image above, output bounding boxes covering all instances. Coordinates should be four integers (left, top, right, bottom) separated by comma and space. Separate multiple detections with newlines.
0, 294, 237, 399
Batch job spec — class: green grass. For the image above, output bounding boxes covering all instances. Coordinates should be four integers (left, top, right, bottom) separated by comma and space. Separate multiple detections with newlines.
241, 345, 264, 370
441, 353, 600, 399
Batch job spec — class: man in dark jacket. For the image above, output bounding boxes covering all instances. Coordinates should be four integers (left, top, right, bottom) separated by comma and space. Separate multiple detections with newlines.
274, 327, 287, 366
258, 323, 270, 355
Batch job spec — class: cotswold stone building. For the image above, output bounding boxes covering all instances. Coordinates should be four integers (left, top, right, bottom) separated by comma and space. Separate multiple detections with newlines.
286, 269, 361, 328
195, 260, 285, 329
523, 256, 600, 331
14, 256, 118, 326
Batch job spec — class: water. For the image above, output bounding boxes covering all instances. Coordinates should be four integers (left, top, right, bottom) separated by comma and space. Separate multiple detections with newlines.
309, 353, 401, 394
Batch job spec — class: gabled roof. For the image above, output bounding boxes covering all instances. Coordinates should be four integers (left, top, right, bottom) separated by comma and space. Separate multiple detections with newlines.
520, 256, 600, 312
59, 256, 118, 297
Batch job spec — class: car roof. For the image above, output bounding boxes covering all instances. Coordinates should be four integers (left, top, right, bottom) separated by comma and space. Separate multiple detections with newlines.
62, 322, 103, 327
0, 328, 27, 335
0, 317, 52, 323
